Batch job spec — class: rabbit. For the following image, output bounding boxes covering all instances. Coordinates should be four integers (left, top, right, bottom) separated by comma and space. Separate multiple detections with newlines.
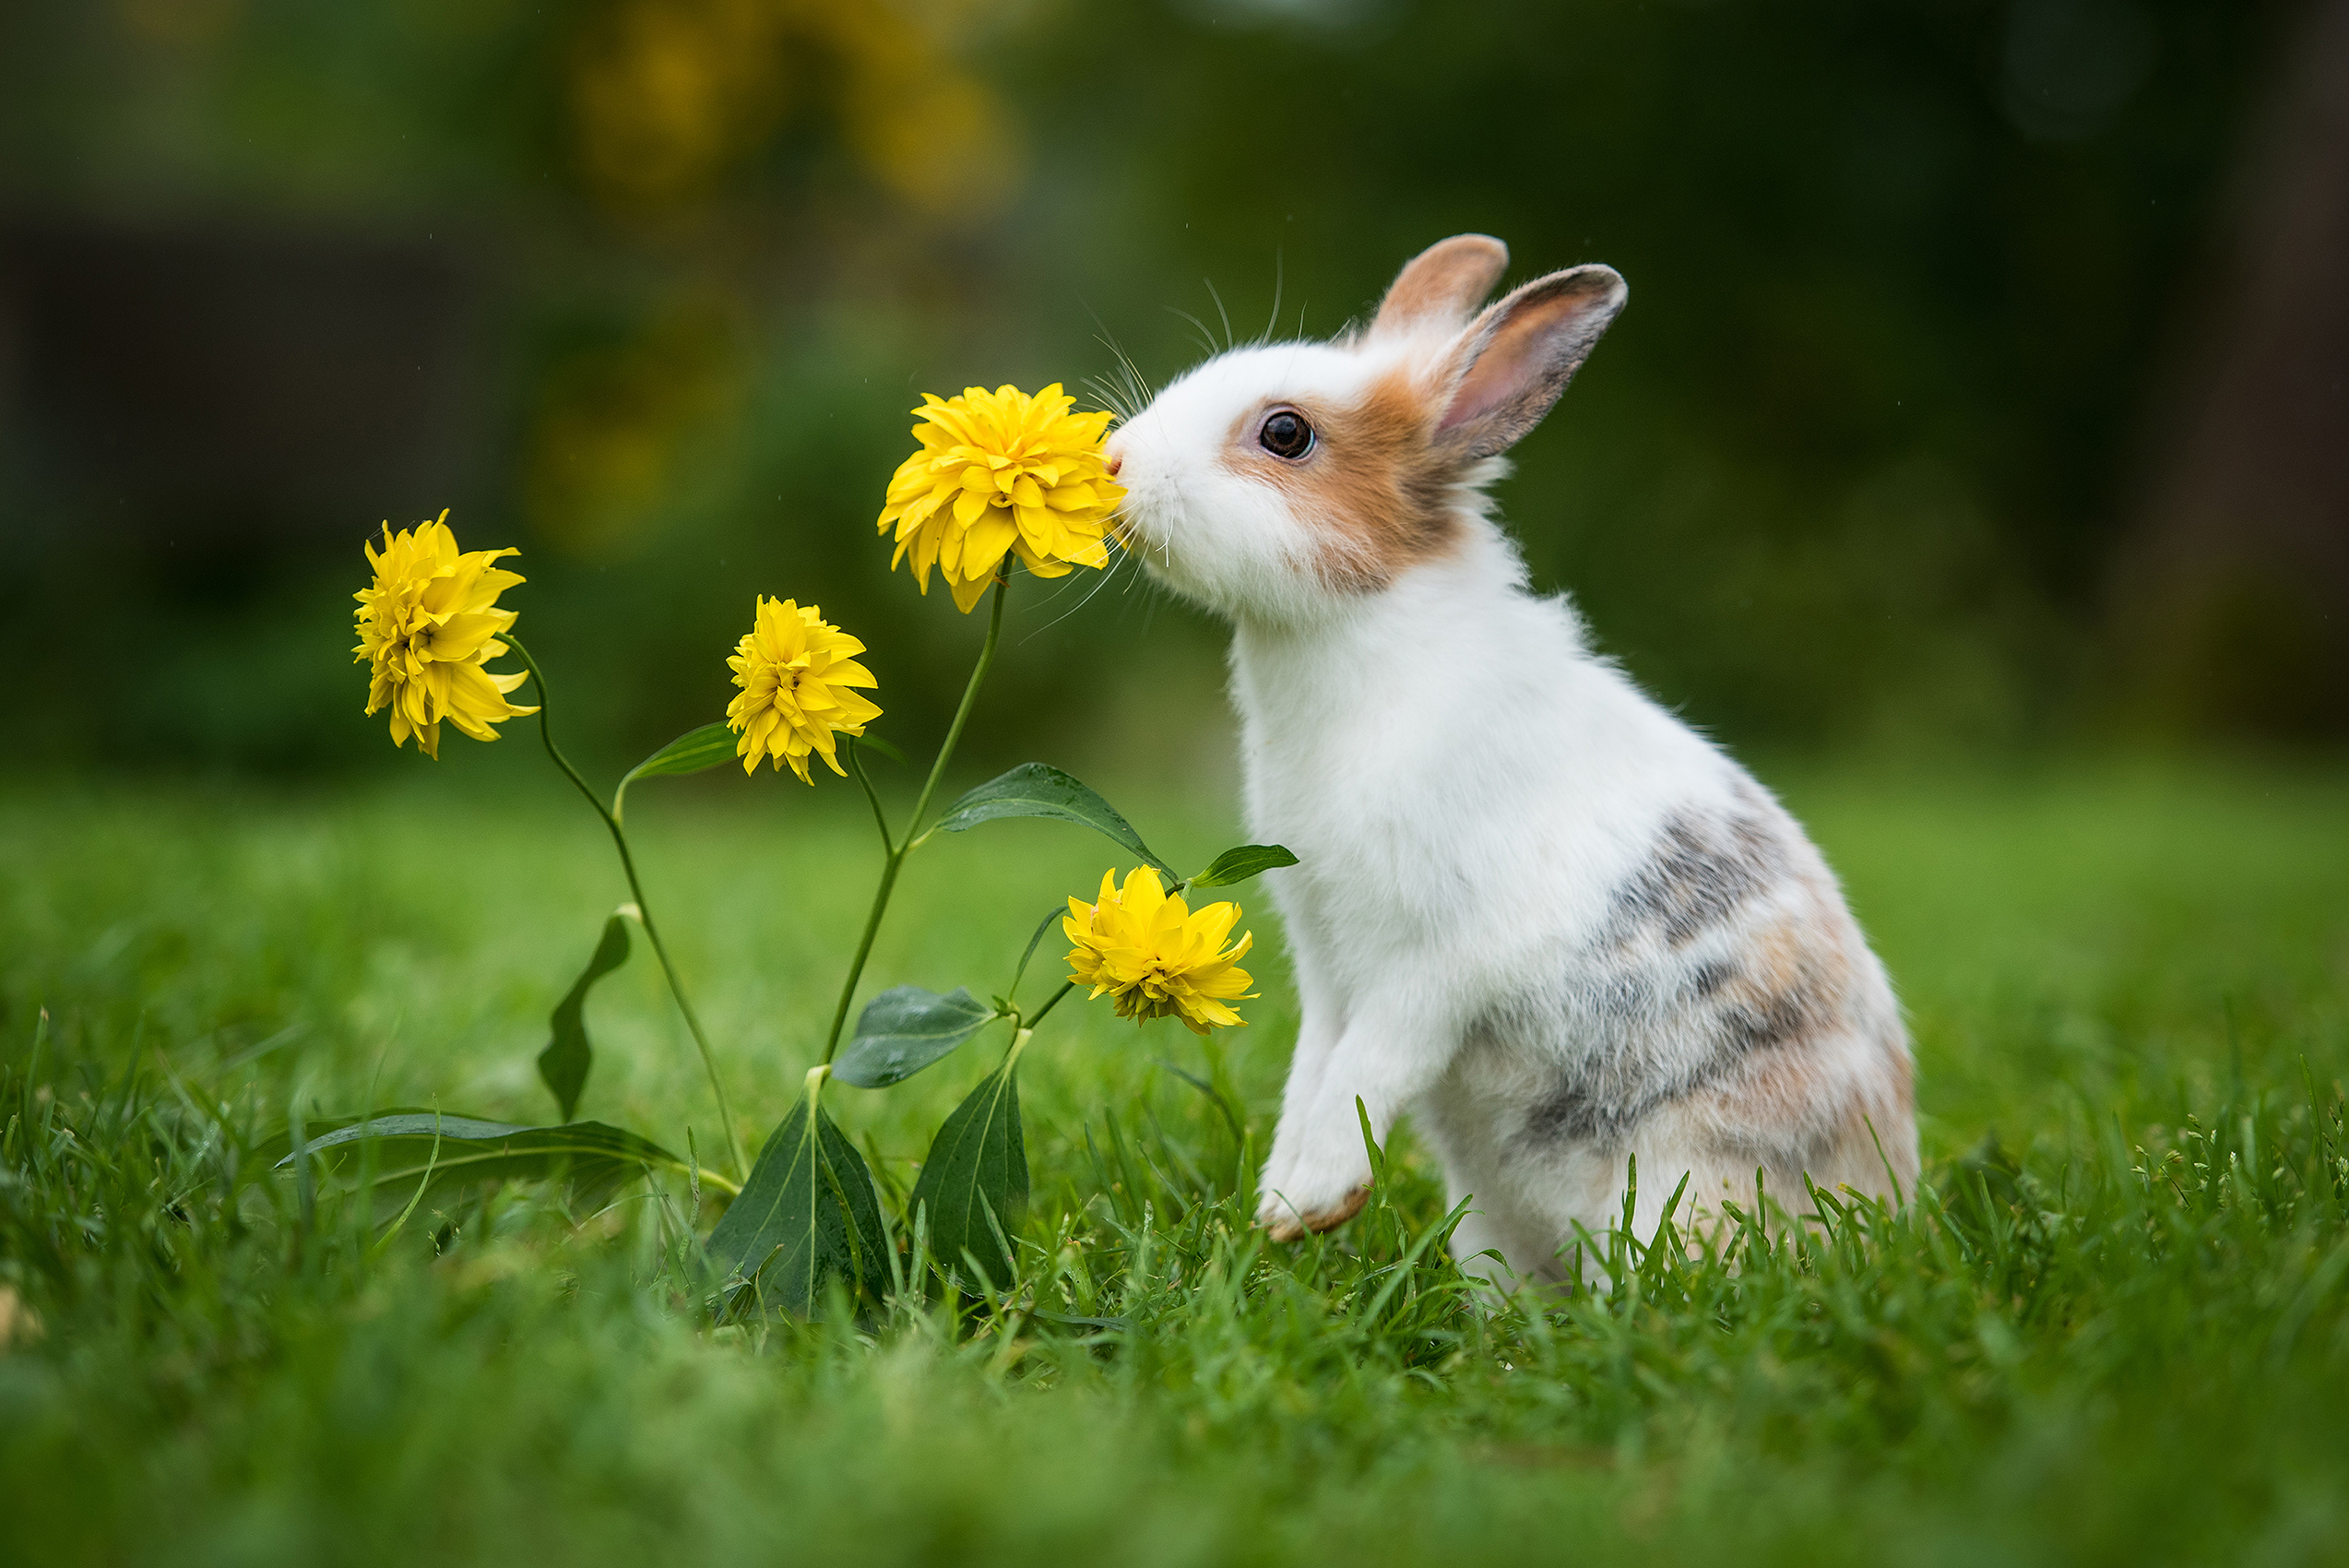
1103, 234, 1917, 1285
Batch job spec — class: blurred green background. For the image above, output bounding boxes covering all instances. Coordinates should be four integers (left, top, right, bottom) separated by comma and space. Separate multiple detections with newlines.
2, 0, 2343, 782
5, 14, 2349, 1558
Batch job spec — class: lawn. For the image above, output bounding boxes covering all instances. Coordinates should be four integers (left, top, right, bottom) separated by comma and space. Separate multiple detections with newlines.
4, 758, 2347, 1566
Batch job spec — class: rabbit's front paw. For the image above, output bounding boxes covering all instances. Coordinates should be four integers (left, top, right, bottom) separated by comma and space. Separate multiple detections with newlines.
1254, 1148, 1373, 1241
1257, 1182, 1370, 1241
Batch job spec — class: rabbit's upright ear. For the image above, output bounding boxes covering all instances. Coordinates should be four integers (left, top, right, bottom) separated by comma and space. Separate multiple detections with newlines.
1370, 234, 1510, 339
1432, 266, 1627, 459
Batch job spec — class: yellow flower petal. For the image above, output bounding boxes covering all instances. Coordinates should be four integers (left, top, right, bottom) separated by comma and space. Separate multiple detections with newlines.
724, 597, 884, 786
352, 510, 536, 758
873, 383, 1128, 612
1062, 867, 1257, 1035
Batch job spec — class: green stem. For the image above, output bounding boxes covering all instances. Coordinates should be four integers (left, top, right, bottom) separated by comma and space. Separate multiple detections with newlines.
904, 575, 1009, 850
507, 635, 746, 1179
822, 851, 905, 1064
846, 739, 894, 856
1023, 981, 1077, 1032
821, 574, 1010, 1063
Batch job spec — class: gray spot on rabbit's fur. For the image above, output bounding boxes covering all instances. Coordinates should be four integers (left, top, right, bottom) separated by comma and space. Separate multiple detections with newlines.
1523, 1049, 1717, 1148
1521, 1003, 1837, 1158
1523, 1079, 1625, 1146
1522, 913, 1852, 1152
1715, 953, 1845, 1053
1608, 796, 1789, 949
1519, 1015, 1724, 1147
1689, 957, 1739, 1000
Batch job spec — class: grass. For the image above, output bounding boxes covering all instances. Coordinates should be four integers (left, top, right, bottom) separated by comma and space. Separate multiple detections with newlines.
4, 756, 2348, 1566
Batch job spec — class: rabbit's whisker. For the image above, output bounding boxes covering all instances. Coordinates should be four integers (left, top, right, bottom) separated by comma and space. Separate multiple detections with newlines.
1166, 304, 1219, 362
1086, 310, 1158, 423
1204, 277, 1235, 354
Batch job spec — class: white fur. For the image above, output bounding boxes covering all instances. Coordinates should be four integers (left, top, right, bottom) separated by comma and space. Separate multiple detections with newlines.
1109, 303, 1916, 1285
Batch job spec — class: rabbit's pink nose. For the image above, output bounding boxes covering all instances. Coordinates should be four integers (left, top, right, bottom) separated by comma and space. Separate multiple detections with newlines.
1106, 454, 1123, 477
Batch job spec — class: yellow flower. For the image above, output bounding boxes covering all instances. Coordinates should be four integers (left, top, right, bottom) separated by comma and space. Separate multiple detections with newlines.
876, 383, 1126, 612
1063, 867, 1257, 1036
352, 510, 538, 759
725, 597, 882, 783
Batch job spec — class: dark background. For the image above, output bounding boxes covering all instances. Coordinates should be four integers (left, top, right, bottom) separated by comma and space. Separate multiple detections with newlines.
3, 0, 2343, 781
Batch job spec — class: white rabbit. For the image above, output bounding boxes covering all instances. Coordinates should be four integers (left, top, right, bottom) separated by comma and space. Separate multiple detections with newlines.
1105, 234, 1916, 1283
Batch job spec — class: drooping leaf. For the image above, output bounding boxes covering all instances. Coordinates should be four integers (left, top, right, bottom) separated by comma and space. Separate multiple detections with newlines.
1187, 843, 1299, 890
831, 985, 999, 1088
908, 1061, 1027, 1290
252, 1106, 440, 1168
278, 1113, 700, 1218
702, 1080, 887, 1315
612, 721, 737, 821
537, 911, 632, 1122
935, 763, 1169, 872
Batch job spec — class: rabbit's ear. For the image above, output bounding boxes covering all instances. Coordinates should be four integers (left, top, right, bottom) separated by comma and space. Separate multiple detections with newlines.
1370, 234, 1510, 339
1433, 265, 1626, 459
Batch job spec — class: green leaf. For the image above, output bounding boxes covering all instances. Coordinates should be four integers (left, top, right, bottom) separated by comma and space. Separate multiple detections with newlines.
1008, 903, 1065, 997
703, 1076, 887, 1315
278, 1113, 696, 1217
1187, 843, 1299, 889
832, 985, 1000, 1088
908, 1060, 1027, 1290
537, 911, 632, 1122
935, 764, 1169, 872
817, 1113, 889, 1298
252, 1106, 439, 1169
613, 721, 737, 820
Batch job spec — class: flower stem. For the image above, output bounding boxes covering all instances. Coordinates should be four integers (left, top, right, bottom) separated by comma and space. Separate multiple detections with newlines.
506, 635, 746, 1179
1023, 980, 1077, 1032
822, 852, 905, 1065
904, 574, 1009, 850
846, 739, 894, 857
822, 574, 1009, 1063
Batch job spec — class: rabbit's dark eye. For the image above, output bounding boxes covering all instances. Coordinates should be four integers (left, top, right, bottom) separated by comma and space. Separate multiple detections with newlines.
1259, 410, 1314, 459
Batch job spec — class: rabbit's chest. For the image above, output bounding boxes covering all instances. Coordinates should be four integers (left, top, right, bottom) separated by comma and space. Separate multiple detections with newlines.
1242, 724, 1472, 901
1228, 610, 1729, 987
1240, 730, 1648, 991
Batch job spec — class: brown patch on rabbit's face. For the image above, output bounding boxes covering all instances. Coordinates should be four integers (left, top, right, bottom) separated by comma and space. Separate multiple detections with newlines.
1219, 369, 1464, 593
